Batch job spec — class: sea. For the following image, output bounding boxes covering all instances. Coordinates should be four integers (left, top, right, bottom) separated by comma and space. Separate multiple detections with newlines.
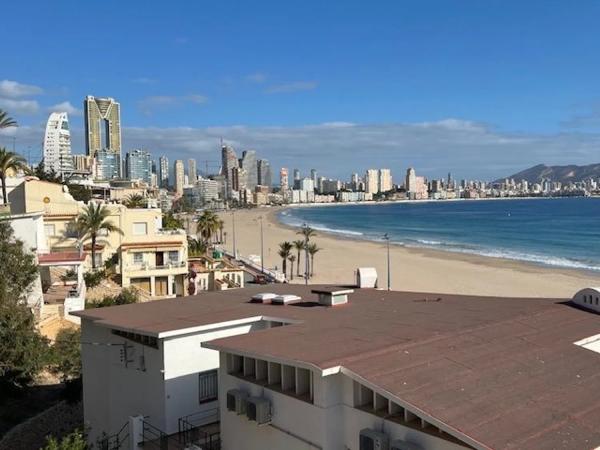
278, 197, 600, 272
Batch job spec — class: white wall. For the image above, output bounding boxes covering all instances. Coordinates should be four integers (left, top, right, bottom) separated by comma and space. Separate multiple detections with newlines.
219, 357, 470, 450
162, 320, 270, 434
81, 320, 166, 446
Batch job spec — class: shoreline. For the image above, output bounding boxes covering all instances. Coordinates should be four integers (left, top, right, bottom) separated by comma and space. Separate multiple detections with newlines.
219, 206, 598, 298
269, 207, 599, 278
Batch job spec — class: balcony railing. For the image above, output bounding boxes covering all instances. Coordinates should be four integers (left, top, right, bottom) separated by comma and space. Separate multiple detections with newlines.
125, 261, 187, 272
157, 228, 186, 236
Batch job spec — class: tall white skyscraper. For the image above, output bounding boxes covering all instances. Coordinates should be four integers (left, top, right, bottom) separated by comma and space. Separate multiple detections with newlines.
158, 156, 169, 188
43, 112, 73, 177
174, 160, 185, 195
378, 169, 392, 193
405, 167, 417, 193
365, 169, 379, 194
188, 159, 197, 183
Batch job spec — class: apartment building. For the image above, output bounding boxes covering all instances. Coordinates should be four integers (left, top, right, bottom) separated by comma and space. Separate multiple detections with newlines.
75, 285, 600, 450
8, 179, 187, 299
188, 255, 245, 293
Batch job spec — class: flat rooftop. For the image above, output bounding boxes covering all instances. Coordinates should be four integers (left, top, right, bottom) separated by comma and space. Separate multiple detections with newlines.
76, 285, 600, 450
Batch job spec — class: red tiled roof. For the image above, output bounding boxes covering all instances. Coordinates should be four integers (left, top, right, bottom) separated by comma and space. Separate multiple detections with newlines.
38, 251, 85, 264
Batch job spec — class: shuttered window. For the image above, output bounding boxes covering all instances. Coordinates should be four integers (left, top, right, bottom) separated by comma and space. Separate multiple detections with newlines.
199, 370, 218, 403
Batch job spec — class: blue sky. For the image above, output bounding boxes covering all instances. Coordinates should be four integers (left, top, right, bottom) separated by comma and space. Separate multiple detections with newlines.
2, 0, 600, 180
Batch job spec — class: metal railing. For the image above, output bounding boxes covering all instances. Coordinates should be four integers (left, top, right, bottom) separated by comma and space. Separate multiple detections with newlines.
125, 261, 187, 271
141, 420, 169, 450
97, 421, 129, 450
177, 408, 220, 448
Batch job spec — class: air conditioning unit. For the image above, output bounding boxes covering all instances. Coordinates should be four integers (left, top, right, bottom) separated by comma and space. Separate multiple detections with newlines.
359, 429, 389, 450
245, 396, 272, 425
391, 440, 423, 450
226, 389, 248, 415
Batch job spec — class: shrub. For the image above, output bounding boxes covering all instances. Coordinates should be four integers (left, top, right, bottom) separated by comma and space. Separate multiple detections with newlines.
91, 287, 140, 309
83, 270, 105, 289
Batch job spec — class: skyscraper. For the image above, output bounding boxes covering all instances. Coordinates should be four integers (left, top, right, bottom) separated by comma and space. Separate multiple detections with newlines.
221, 144, 239, 198
125, 149, 152, 184
84, 96, 121, 158
95, 149, 120, 180
43, 112, 73, 177
310, 169, 317, 186
239, 150, 257, 190
378, 169, 392, 193
365, 169, 379, 194
174, 160, 185, 195
188, 159, 197, 183
280, 168, 289, 191
405, 167, 417, 193
257, 159, 272, 188
158, 156, 169, 188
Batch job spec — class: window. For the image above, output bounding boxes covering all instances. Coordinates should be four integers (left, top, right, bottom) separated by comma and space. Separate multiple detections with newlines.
44, 224, 56, 236
133, 222, 148, 235
168, 250, 179, 262
199, 370, 218, 403
133, 253, 144, 264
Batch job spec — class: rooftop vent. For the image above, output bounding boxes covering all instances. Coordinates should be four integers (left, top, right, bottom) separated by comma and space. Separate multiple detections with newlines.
271, 294, 302, 305
312, 287, 354, 306
356, 267, 378, 288
572, 287, 600, 313
251, 293, 278, 304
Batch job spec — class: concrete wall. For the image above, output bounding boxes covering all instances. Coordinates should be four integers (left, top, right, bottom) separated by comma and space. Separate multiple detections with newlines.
219, 360, 469, 450
162, 320, 270, 434
81, 320, 165, 446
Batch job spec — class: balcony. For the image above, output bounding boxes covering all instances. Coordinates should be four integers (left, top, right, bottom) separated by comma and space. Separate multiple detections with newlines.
157, 228, 187, 236
123, 260, 188, 277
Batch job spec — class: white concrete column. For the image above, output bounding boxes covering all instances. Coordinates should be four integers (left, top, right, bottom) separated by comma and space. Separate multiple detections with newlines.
129, 415, 144, 449
150, 276, 156, 297
167, 275, 173, 296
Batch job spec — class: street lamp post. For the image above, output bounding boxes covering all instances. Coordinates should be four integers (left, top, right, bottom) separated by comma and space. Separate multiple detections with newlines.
232, 210, 237, 259
259, 215, 264, 274
303, 223, 309, 286
383, 233, 391, 291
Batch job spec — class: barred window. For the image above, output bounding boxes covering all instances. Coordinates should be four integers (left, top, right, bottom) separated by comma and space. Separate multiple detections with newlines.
199, 370, 218, 403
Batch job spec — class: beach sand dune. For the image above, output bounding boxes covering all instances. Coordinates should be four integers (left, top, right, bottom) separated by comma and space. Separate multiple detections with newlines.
218, 207, 598, 298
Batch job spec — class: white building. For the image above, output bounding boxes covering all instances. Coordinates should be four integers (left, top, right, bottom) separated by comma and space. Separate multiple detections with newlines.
174, 160, 185, 196
378, 168, 393, 193
75, 285, 600, 450
365, 169, 379, 194
43, 112, 74, 177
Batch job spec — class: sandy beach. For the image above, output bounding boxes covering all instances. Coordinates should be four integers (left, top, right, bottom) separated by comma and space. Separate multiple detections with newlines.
218, 206, 599, 298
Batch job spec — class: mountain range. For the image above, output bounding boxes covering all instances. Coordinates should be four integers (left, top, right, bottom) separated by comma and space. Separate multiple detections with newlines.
497, 163, 600, 184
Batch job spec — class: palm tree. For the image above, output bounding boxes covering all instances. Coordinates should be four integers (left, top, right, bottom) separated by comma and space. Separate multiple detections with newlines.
0, 148, 28, 205
188, 237, 208, 257
293, 240, 305, 277
123, 194, 147, 209
278, 241, 293, 279
197, 210, 220, 244
0, 110, 17, 129
288, 255, 296, 280
297, 225, 317, 244
217, 219, 225, 243
76, 202, 123, 269
307, 243, 321, 277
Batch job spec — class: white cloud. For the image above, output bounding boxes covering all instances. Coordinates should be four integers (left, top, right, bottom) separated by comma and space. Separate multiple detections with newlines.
4, 118, 600, 180
0, 80, 43, 98
138, 94, 208, 114
265, 81, 317, 94
0, 98, 40, 115
246, 73, 267, 83
48, 101, 81, 116
187, 94, 208, 104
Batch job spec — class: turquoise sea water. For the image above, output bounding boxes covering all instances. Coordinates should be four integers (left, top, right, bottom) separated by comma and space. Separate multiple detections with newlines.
278, 198, 600, 272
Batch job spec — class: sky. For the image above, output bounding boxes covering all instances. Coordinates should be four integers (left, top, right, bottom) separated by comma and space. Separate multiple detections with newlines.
1, 0, 600, 180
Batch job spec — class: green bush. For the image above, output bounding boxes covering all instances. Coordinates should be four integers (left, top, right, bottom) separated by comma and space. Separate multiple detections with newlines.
91, 287, 140, 309
42, 429, 88, 450
83, 270, 105, 289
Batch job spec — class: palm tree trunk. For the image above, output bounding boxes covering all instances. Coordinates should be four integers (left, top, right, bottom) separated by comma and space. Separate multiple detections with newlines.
311, 255, 315, 277
290, 261, 294, 280
296, 250, 301, 276
1, 173, 7, 205
282, 258, 287, 277
91, 234, 97, 269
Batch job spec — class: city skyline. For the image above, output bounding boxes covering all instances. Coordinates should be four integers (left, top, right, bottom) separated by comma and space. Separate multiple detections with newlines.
2, 2, 600, 179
